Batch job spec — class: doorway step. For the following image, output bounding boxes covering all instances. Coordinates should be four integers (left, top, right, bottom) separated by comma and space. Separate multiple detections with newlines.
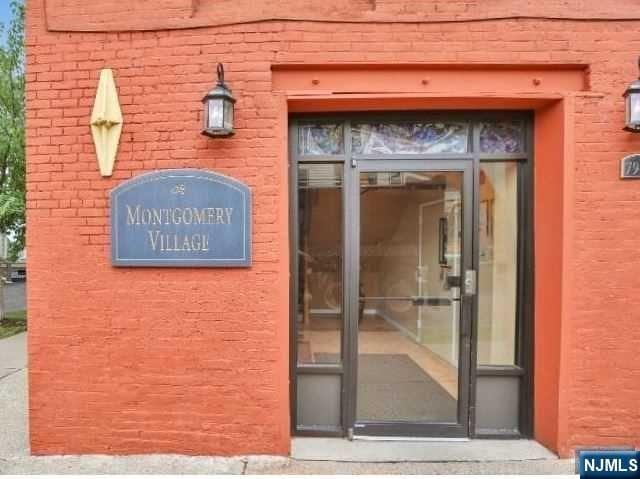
291, 438, 556, 462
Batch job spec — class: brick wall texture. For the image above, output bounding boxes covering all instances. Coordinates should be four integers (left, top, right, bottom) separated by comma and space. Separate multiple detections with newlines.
26, 0, 640, 457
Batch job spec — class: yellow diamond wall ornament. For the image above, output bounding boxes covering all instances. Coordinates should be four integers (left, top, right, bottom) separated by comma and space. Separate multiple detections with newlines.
90, 69, 123, 177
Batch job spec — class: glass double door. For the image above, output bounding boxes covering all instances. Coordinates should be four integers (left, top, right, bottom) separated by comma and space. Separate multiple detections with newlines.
345, 160, 473, 437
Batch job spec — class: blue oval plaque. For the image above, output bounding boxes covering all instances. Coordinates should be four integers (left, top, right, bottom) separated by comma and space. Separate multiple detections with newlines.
111, 169, 251, 267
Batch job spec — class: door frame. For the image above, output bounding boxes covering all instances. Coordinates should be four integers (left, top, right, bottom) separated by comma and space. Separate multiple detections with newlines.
289, 112, 534, 439
345, 159, 474, 438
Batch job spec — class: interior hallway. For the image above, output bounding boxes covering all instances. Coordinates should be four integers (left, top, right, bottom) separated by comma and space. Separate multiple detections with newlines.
297, 312, 458, 398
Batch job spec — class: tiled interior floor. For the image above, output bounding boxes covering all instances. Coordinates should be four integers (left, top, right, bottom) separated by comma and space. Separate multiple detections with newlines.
297, 313, 458, 397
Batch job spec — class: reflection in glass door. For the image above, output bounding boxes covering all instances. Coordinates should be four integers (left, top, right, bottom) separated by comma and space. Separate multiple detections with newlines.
353, 163, 472, 437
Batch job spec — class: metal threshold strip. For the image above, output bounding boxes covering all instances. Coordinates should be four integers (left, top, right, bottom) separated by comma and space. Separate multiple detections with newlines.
353, 435, 470, 442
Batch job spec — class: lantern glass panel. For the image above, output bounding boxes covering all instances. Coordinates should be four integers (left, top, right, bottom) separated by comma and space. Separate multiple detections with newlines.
203, 101, 208, 130
223, 100, 234, 131
628, 93, 640, 128
207, 98, 224, 130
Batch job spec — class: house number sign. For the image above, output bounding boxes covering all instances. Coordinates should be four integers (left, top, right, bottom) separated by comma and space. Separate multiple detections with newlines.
620, 154, 640, 179
111, 169, 251, 267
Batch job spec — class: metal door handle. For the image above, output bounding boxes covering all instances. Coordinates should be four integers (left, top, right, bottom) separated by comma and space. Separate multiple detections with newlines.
412, 296, 452, 306
360, 296, 452, 306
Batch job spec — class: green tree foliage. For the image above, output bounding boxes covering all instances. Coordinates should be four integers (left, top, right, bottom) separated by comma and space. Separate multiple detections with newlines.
0, 0, 24, 261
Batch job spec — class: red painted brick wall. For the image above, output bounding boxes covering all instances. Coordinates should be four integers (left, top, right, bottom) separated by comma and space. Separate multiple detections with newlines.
42, 0, 640, 32
26, 0, 640, 456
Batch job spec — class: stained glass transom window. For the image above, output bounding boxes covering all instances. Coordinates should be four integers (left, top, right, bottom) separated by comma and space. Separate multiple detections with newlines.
299, 124, 344, 156
352, 122, 469, 155
479, 121, 525, 154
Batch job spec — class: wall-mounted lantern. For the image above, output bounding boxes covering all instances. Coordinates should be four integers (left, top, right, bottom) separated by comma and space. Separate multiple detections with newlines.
202, 63, 236, 137
623, 57, 640, 132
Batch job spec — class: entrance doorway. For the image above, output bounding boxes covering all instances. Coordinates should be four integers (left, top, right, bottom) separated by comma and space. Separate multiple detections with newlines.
353, 163, 472, 437
291, 114, 533, 439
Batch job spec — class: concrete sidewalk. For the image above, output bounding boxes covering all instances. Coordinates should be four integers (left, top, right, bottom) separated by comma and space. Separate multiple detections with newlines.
0, 332, 28, 460
0, 331, 26, 380
1, 455, 575, 475
0, 332, 574, 474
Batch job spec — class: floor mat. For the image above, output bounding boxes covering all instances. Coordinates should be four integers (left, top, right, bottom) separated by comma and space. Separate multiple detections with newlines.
356, 353, 457, 423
